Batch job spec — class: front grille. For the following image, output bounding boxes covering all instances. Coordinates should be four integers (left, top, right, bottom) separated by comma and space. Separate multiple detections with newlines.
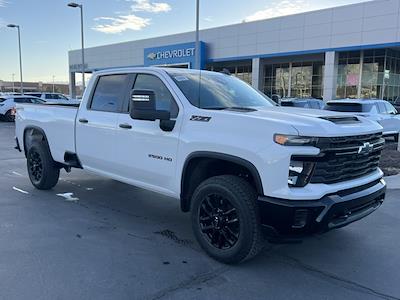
310, 133, 384, 184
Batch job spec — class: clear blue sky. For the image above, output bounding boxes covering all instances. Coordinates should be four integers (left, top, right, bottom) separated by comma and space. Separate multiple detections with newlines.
0, 0, 369, 83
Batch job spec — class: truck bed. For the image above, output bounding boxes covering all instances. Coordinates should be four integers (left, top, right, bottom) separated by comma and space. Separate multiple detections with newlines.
15, 103, 78, 163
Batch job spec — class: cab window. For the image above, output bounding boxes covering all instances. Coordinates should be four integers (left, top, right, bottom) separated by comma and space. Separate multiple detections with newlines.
132, 74, 179, 118
90, 74, 130, 112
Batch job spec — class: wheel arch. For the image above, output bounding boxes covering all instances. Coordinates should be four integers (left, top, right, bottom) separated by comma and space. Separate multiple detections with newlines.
23, 126, 51, 158
180, 151, 264, 212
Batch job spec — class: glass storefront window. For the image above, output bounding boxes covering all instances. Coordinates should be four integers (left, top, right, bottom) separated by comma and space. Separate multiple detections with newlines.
263, 61, 323, 99
291, 62, 312, 98
337, 48, 400, 101
274, 64, 290, 98
206, 61, 252, 85
337, 53, 360, 99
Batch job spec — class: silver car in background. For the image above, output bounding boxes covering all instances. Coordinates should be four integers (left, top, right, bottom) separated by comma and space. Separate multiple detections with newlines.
325, 99, 400, 142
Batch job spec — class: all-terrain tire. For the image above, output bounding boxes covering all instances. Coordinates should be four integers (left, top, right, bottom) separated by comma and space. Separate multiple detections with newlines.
191, 175, 264, 264
27, 140, 60, 190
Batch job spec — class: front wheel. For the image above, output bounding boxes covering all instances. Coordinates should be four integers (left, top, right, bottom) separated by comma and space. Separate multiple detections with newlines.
27, 141, 60, 190
191, 175, 264, 264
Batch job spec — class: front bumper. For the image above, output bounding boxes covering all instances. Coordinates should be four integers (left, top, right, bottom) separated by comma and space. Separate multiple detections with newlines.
258, 178, 386, 237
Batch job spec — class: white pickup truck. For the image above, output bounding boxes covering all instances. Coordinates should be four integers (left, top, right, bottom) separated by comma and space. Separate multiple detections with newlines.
15, 68, 386, 264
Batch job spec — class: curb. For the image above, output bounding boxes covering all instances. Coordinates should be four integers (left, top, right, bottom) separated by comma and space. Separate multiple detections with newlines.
384, 174, 400, 190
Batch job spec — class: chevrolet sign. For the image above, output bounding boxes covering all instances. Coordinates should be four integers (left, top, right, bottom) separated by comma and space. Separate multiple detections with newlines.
147, 48, 195, 61
144, 42, 206, 68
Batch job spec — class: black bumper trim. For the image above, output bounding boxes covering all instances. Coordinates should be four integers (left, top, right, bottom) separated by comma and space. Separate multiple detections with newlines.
257, 179, 386, 236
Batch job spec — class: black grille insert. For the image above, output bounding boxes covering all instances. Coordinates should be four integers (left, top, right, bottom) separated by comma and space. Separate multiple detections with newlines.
294, 133, 384, 185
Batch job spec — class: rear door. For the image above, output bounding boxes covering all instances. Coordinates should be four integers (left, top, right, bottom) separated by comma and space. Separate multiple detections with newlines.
115, 72, 182, 194
75, 74, 131, 175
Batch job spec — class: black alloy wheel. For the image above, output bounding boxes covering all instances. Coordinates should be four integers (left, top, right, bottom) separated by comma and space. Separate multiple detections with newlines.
199, 193, 240, 250
26, 140, 60, 190
28, 149, 43, 184
191, 175, 264, 264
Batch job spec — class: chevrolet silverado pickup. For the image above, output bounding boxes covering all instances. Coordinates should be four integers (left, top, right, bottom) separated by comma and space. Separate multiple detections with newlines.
15, 68, 386, 264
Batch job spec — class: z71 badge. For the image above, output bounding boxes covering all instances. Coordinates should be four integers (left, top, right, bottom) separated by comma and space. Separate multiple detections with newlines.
190, 115, 211, 122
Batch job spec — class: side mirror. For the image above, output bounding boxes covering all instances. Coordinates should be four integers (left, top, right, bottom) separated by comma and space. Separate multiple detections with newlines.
130, 90, 170, 121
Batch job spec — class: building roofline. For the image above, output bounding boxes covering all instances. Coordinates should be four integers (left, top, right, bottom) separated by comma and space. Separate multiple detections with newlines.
69, 0, 376, 54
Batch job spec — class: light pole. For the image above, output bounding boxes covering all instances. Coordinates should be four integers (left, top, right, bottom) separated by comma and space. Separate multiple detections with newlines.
68, 2, 86, 91
52, 75, 55, 93
195, 0, 200, 70
7, 24, 23, 94
11, 73, 15, 93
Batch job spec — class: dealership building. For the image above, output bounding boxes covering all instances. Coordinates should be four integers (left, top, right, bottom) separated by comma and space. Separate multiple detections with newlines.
69, 0, 400, 102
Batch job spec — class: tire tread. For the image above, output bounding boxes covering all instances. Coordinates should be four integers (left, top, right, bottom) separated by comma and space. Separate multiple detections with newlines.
192, 175, 264, 264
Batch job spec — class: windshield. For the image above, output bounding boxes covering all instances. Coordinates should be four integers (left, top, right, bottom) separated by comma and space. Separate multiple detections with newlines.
325, 102, 373, 113
168, 70, 276, 109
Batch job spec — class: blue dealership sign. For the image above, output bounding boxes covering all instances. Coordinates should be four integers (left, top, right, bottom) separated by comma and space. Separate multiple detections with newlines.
144, 42, 206, 69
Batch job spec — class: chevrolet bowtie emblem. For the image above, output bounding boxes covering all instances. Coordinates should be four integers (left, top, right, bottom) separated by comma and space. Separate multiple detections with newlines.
358, 142, 373, 154
147, 52, 157, 60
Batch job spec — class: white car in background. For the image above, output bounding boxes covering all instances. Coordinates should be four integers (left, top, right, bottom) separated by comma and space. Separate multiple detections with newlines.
325, 99, 400, 142
25, 92, 80, 105
0, 95, 44, 122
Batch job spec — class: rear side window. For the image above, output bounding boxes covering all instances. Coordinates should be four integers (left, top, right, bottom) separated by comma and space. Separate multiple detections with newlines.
13, 98, 25, 103
133, 74, 179, 118
90, 74, 130, 112
325, 103, 363, 112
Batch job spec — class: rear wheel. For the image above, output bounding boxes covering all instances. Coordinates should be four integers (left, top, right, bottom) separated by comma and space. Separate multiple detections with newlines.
4, 110, 14, 122
27, 140, 60, 190
191, 175, 264, 264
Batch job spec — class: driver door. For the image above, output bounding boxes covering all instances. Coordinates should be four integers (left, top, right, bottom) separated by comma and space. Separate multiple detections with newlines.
115, 72, 181, 194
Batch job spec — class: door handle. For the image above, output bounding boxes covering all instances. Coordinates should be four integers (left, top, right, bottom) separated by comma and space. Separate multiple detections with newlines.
79, 118, 88, 124
119, 123, 132, 129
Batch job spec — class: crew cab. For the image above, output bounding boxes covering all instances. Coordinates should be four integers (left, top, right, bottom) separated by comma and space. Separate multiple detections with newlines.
15, 68, 386, 264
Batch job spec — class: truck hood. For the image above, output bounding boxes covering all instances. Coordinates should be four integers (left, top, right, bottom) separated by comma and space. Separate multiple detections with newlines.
235, 106, 383, 137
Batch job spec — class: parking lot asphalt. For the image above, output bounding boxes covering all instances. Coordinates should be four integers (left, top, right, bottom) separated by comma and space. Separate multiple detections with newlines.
0, 122, 399, 300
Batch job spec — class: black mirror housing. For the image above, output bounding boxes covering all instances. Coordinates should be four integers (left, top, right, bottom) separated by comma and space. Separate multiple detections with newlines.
130, 89, 170, 121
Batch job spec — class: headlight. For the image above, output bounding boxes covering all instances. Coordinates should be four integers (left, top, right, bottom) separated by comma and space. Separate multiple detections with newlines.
274, 134, 318, 146
288, 159, 315, 187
